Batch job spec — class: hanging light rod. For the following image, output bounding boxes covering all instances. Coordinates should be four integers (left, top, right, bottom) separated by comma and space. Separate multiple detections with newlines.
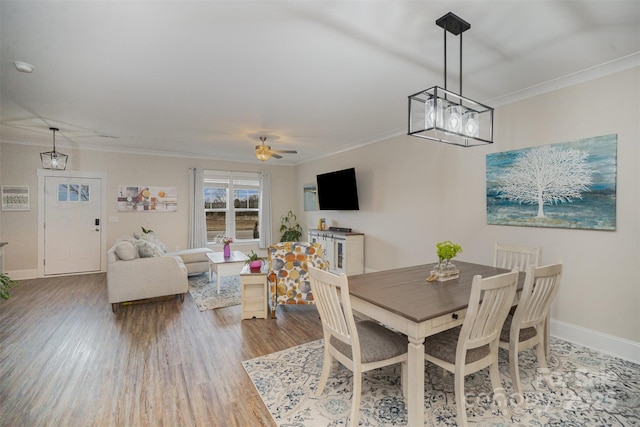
40, 127, 68, 170
408, 12, 494, 147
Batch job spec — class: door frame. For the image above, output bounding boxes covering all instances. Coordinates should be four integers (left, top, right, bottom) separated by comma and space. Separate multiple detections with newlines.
37, 169, 108, 277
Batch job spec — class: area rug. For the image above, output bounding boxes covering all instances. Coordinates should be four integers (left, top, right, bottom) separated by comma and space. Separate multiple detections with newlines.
242, 338, 640, 426
188, 273, 241, 311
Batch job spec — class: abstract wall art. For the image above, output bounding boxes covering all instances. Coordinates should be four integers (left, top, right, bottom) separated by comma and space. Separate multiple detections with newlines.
486, 134, 617, 230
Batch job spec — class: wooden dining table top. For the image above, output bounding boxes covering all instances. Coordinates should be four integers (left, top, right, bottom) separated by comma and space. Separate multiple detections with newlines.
348, 260, 524, 323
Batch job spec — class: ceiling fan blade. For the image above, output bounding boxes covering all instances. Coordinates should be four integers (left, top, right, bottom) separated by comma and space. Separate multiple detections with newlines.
271, 153, 283, 159
271, 150, 298, 154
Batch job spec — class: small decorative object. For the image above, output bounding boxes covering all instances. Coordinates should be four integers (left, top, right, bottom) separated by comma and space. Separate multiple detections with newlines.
222, 236, 233, 258
430, 240, 463, 282
246, 250, 264, 272
141, 226, 153, 234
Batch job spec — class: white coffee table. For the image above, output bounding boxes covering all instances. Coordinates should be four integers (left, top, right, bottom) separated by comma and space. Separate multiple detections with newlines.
206, 250, 249, 294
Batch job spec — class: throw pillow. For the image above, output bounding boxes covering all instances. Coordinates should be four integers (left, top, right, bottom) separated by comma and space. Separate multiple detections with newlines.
137, 232, 169, 254
134, 239, 164, 258
114, 241, 138, 261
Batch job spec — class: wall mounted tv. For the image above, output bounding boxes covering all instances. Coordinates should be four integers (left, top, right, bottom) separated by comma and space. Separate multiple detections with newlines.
317, 167, 360, 210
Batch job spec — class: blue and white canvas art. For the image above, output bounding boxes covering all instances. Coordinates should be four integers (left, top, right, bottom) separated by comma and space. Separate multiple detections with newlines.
486, 134, 617, 230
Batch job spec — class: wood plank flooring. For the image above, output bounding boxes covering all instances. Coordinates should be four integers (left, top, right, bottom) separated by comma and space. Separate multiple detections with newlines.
0, 273, 323, 426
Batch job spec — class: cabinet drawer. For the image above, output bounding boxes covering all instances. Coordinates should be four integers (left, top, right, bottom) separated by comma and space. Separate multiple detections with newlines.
243, 284, 264, 298
430, 308, 466, 332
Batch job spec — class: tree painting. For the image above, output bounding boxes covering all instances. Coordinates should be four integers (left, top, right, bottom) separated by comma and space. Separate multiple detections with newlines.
486, 134, 617, 230
496, 145, 593, 218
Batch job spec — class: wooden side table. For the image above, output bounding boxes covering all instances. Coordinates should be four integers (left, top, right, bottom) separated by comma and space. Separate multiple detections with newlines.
239, 264, 268, 320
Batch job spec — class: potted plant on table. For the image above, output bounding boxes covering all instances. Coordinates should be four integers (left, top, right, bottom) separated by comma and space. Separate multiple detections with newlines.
245, 250, 264, 272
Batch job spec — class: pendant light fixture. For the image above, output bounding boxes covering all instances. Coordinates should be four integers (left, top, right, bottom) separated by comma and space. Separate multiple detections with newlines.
40, 127, 68, 170
408, 12, 494, 147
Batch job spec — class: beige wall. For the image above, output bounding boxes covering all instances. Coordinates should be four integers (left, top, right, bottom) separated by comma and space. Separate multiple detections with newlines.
1, 67, 638, 346
296, 67, 640, 343
0, 144, 297, 271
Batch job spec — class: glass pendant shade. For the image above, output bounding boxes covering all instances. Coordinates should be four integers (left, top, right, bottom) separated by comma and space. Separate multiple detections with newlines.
445, 104, 463, 133
464, 110, 479, 137
425, 97, 443, 129
40, 128, 68, 170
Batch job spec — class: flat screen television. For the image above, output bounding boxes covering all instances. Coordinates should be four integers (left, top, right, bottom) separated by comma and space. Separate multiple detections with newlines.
317, 167, 360, 210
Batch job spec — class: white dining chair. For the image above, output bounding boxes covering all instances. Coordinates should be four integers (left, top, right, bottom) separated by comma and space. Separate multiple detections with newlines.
424, 269, 519, 427
308, 266, 408, 427
499, 261, 563, 403
493, 243, 542, 271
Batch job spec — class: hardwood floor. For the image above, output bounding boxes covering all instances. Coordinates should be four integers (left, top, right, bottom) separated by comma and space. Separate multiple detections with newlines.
0, 273, 323, 426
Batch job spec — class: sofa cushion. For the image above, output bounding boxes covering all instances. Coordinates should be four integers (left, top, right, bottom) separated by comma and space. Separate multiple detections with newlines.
134, 239, 165, 258
114, 241, 138, 261
173, 247, 213, 264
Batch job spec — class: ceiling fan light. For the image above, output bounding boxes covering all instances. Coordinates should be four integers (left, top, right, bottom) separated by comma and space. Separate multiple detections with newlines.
255, 144, 271, 161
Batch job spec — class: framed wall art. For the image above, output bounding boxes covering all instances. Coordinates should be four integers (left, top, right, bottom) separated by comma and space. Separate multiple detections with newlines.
304, 183, 317, 211
2, 185, 30, 211
486, 134, 617, 230
117, 185, 177, 212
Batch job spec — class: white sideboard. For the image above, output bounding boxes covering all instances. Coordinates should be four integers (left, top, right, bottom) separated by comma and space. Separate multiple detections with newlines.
308, 229, 364, 276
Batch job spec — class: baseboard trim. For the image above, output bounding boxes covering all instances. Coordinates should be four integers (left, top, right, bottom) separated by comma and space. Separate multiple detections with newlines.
551, 319, 640, 364
5, 269, 105, 280
5, 269, 39, 280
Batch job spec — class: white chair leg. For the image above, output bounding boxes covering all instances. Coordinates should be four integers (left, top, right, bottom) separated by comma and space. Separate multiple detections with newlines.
349, 368, 362, 427
454, 372, 468, 427
536, 340, 555, 390
509, 340, 524, 406
315, 348, 332, 397
489, 360, 506, 407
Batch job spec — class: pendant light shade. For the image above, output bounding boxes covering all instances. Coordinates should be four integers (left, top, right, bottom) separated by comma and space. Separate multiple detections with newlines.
40, 127, 68, 170
408, 12, 494, 147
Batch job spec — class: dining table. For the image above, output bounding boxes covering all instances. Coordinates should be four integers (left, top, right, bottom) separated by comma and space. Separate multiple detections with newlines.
348, 260, 525, 427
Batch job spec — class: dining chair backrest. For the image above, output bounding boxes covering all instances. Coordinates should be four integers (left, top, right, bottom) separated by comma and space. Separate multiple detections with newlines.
308, 265, 361, 360
461, 270, 519, 353
493, 243, 542, 272
513, 262, 563, 331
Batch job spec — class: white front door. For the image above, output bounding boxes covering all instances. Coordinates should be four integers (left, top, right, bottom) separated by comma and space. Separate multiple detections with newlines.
43, 176, 102, 275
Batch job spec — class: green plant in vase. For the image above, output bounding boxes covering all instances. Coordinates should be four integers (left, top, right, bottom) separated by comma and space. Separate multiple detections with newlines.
435, 240, 463, 278
436, 240, 463, 263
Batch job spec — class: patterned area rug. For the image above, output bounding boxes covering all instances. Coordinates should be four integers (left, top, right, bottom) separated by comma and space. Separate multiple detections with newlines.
188, 273, 241, 311
242, 338, 640, 426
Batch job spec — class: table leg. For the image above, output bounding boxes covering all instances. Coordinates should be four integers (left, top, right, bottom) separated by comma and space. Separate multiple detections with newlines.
217, 268, 221, 294
407, 336, 425, 427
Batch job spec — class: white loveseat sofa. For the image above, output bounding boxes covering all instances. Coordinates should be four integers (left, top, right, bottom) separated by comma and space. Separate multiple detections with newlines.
106, 232, 213, 312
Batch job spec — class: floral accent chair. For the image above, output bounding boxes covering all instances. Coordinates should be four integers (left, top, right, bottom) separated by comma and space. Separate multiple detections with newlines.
267, 242, 329, 317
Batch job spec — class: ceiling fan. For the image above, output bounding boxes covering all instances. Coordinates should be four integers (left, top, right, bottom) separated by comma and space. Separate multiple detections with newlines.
255, 136, 297, 161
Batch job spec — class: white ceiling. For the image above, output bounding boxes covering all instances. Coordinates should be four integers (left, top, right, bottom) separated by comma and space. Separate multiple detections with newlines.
1, 1, 639, 165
